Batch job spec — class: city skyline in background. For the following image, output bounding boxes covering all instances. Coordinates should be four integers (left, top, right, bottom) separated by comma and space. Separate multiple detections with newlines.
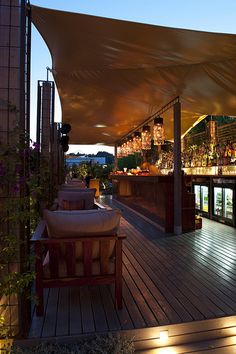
30, 0, 236, 155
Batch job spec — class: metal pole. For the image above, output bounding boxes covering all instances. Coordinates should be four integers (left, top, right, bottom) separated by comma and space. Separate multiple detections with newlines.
173, 101, 182, 235
114, 144, 118, 171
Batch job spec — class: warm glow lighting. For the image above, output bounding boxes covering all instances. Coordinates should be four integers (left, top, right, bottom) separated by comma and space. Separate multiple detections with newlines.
153, 116, 164, 145
141, 125, 151, 150
160, 330, 169, 342
94, 124, 107, 128
181, 114, 207, 139
157, 348, 176, 354
121, 140, 128, 156
117, 146, 122, 158
207, 119, 218, 144
127, 136, 134, 155
133, 131, 142, 152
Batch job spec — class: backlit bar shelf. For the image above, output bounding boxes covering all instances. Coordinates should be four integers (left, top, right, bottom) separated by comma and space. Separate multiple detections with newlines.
161, 166, 236, 176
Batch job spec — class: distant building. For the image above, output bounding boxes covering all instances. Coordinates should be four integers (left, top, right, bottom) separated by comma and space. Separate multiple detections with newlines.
65, 156, 106, 167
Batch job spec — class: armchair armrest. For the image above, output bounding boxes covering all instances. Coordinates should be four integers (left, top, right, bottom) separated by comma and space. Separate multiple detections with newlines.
117, 232, 126, 240
31, 220, 47, 241
93, 201, 107, 209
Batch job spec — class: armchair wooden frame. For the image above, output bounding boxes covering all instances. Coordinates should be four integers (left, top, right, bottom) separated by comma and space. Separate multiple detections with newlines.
31, 220, 126, 316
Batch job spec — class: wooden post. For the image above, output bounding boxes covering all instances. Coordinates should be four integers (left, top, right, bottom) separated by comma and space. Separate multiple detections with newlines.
114, 144, 118, 171
173, 101, 182, 235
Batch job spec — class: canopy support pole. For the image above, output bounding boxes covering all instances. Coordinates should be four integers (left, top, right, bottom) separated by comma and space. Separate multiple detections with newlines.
173, 101, 182, 235
114, 144, 118, 171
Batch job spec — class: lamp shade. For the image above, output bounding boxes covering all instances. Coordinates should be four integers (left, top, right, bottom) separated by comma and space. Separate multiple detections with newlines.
121, 140, 128, 156
127, 136, 134, 155
153, 117, 164, 145
133, 131, 142, 152
141, 125, 151, 150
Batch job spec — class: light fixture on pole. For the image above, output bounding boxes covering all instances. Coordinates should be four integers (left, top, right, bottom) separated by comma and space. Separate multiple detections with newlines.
153, 116, 164, 145
141, 125, 151, 150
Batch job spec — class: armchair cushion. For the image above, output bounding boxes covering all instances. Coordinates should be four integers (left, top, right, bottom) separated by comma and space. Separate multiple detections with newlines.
62, 199, 85, 210
43, 208, 121, 238
57, 190, 96, 210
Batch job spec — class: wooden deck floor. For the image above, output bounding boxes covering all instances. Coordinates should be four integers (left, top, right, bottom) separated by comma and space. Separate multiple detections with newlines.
29, 202, 236, 341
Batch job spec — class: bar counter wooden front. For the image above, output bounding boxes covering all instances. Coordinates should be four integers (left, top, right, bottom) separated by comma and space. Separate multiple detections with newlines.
111, 174, 195, 233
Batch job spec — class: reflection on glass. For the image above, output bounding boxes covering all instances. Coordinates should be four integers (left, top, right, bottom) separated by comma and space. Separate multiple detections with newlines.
201, 186, 209, 213
223, 188, 233, 220
194, 185, 201, 209
214, 187, 222, 216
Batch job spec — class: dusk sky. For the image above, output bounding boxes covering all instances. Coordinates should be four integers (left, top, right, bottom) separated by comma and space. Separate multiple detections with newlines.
30, 0, 236, 154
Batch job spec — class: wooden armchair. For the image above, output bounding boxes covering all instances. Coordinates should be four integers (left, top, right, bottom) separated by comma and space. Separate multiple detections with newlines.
31, 209, 125, 316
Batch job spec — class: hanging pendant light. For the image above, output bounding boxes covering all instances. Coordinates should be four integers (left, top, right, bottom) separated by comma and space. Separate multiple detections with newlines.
141, 125, 151, 150
207, 120, 218, 145
121, 140, 128, 156
153, 116, 164, 145
133, 131, 142, 152
127, 135, 134, 155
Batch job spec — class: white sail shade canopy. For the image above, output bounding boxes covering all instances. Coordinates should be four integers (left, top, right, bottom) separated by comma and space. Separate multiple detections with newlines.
32, 6, 236, 145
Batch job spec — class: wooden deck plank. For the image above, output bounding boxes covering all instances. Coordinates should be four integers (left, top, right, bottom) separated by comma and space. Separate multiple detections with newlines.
174, 231, 236, 280
171, 237, 236, 295
123, 264, 158, 327
123, 243, 204, 322
41, 288, 59, 338
123, 251, 171, 325
79, 286, 95, 334
28, 289, 49, 338
122, 280, 146, 328
100, 285, 121, 331
154, 230, 236, 304
69, 287, 82, 335
90, 286, 108, 332
56, 288, 69, 336
123, 223, 193, 323
165, 238, 236, 314
157, 247, 231, 316
109, 285, 135, 330
124, 221, 233, 319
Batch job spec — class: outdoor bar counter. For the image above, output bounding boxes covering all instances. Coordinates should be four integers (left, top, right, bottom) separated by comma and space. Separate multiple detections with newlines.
111, 174, 195, 233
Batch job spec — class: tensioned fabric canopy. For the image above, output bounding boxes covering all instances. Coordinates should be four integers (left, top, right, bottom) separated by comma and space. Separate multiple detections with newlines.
32, 6, 236, 145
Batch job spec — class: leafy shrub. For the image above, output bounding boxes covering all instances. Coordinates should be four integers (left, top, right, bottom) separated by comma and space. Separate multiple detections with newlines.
10, 334, 135, 354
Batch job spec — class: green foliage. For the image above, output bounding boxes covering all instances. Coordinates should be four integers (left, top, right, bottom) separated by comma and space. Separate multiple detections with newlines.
96, 151, 114, 164
10, 334, 135, 354
0, 129, 39, 338
118, 153, 142, 170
